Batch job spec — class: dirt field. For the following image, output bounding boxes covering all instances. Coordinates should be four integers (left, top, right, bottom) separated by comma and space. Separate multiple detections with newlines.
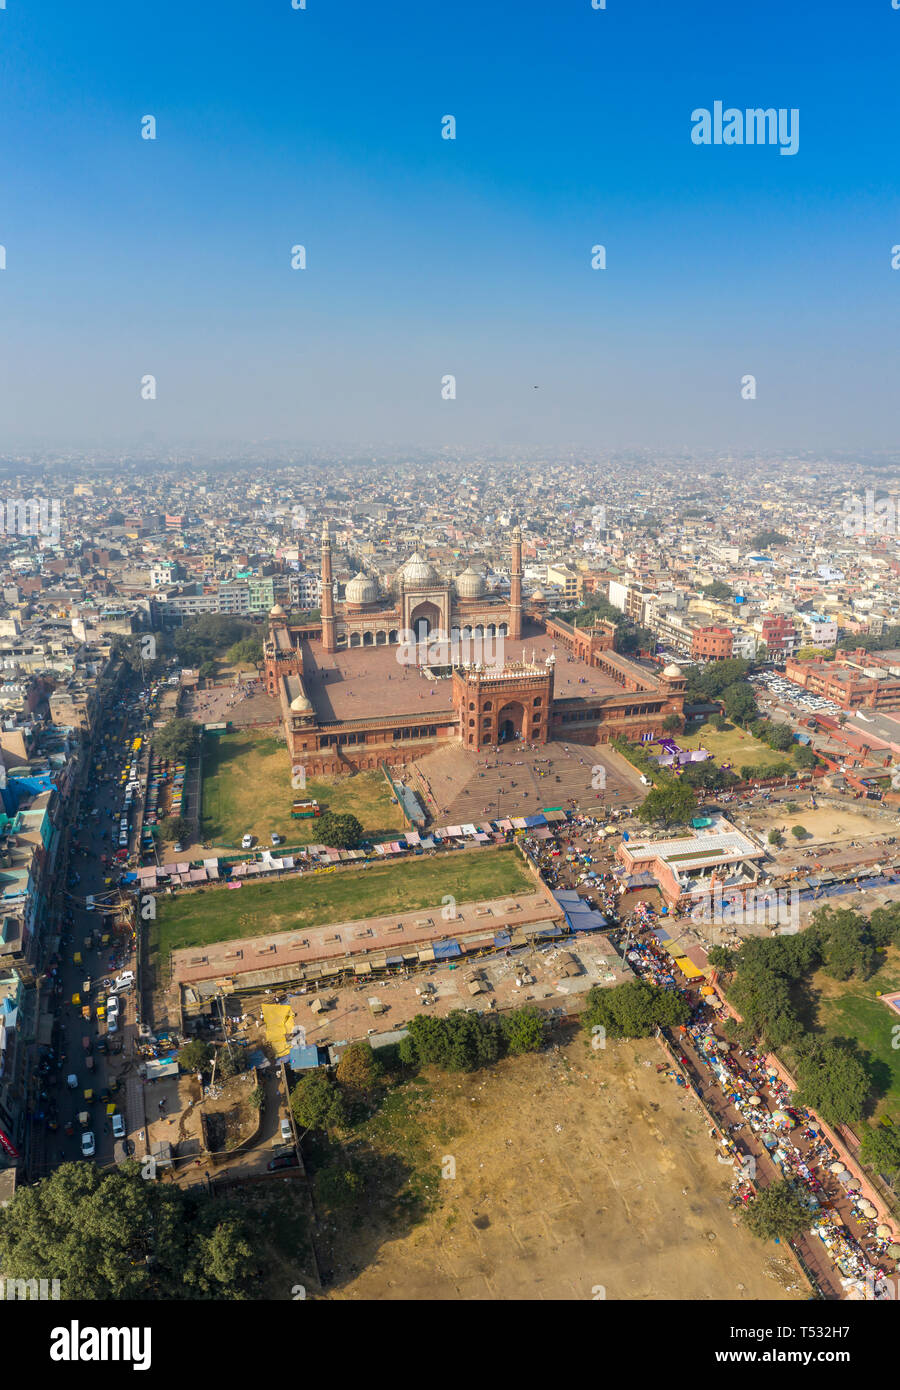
325, 1036, 806, 1301
749, 802, 890, 848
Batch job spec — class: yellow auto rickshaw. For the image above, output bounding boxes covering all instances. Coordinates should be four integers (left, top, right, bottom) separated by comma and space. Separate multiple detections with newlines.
71, 992, 81, 1006
73, 952, 82, 967
83, 1089, 93, 1104
81, 1005, 91, 1021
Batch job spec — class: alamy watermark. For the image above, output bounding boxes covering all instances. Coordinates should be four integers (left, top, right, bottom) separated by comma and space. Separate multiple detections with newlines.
691, 103, 799, 157
0, 498, 60, 544
395, 628, 504, 671
841, 489, 900, 537
691, 886, 800, 933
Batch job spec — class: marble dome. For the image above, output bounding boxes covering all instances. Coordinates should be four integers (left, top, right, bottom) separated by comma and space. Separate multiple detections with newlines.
455, 565, 485, 599
399, 551, 439, 585
345, 572, 378, 604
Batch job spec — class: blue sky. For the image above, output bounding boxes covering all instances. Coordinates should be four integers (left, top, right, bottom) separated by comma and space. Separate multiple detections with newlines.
1, 0, 899, 452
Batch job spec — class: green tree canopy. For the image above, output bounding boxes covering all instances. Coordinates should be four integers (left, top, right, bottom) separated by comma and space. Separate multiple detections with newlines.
636, 781, 696, 827
0, 1162, 261, 1299
335, 1042, 381, 1095
742, 1179, 811, 1242
161, 815, 192, 843
792, 1038, 870, 1127
582, 979, 690, 1040
723, 681, 758, 726
317, 812, 364, 849
178, 1039, 213, 1074
153, 718, 200, 762
859, 1124, 900, 1176
290, 1070, 348, 1132
500, 1007, 546, 1055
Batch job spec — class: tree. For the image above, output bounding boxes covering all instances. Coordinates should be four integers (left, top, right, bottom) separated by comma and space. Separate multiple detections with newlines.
153, 718, 200, 762
794, 744, 817, 769
812, 907, 876, 982
315, 1164, 363, 1212
750, 531, 788, 550
636, 782, 696, 828
227, 636, 263, 667
859, 1124, 900, 1176
0, 1162, 260, 1299
317, 812, 363, 849
217, 1044, 249, 1081
792, 1038, 870, 1127
662, 713, 683, 733
335, 1042, 380, 1095
582, 980, 690, 1040
869, 904, 900, 948
768, 828, 783, 847
701, 581, 734, 602
707, 945, 737, 973
500, 1007, 546, 1055
178, 1039, 213, 1074
790, 825, 807, 840
161, 815, 192, 843
783, 801, 798, 814
742, 1180, 811, 1242
290, 1070, 347, 1132
711, 714, 728, 731
723, 681, 758, 726
766, 724, 795, 752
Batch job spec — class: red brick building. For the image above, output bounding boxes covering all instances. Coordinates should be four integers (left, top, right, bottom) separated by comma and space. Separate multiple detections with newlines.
691, 625, 733, 661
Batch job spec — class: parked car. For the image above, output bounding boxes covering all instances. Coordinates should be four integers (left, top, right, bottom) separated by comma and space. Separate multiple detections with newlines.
81, 1131, 96, 1158
241, 833, 254, 849
111, 1113, 126, 1139
267, 1153, 299, 1172
270, 832, 283, 847
107, 995, 120, 1020
107, 1015, 118, 1035
115, 972, 135, 990
280, 1117, 292, 1143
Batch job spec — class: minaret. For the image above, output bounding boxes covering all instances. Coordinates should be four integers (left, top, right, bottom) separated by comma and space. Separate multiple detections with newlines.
510, 524, 523, 640
320, 521, 336, 652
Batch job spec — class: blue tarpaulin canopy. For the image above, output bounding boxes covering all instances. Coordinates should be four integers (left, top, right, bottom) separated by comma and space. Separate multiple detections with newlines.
493, 932, 511, 948
289, 1044, 324, 1070
433, 939, 462, 960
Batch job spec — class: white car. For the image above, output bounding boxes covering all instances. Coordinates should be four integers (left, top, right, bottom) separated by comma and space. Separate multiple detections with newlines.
280, 1117, 292, 1143
107, 995, 120, 1020
107, 1014, 118, 1035
111, 1113, 126, 1139
81, 1131, 96, 1158
115, 971, 135, 990
241, 834, 253, 849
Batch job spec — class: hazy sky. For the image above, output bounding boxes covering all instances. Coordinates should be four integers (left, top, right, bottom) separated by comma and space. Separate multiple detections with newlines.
2, 0, 899, 453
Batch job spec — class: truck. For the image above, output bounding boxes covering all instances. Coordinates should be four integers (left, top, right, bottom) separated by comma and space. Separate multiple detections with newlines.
291, 799, 321, 819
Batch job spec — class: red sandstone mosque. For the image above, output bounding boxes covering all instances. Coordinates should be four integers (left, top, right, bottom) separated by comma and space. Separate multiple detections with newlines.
264, 524, 686, 776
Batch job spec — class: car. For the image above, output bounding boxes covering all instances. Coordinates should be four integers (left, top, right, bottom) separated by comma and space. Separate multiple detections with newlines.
81, 1131, 96, 1158
241, 834, 253, 849
107, 995, 120, 1020
280, 1117, 292, 1143
107, 1014, 118, 1034
111, 1113, 126, 1139
267, 1153, 299, 1172
173, 842, 184, 853
115, 972, 135, 989
118, 834, 128, 847
270, 832, 283, 847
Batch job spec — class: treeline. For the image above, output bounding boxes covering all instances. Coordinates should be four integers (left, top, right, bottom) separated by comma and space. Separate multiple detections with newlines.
174, 614, 263, 675
709, 903, 900, 1127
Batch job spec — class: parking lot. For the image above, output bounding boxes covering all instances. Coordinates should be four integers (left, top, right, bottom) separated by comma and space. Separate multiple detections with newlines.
750, 670, 842, 717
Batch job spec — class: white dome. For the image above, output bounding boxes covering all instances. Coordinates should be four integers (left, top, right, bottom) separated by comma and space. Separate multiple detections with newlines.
345, 572, 378, 604
530, 587, 546, 602
662, 663, 683, 678
455, 566, 485, 599
269, 604, 287, 618
290, 691, 313, 713
400, 551, 439, 585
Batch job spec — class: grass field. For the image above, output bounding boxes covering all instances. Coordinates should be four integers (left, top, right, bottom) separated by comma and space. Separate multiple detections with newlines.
153, 846, 534, 959
813, 944, 900, 1122
680, 720, 793, 772
200, 731, 406, 846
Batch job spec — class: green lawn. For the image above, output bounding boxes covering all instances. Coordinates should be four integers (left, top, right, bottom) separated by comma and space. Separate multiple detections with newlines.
680, 721, 792, 772
200, 731, 405, 847
813, 946, 900, 1122
153, 846, 534, 960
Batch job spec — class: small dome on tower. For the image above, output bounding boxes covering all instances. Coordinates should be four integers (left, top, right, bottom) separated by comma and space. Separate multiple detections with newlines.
662, 662, 683, 678
530, 587, 546, 602
290, 691, 313, 713
269, 604, 287, 618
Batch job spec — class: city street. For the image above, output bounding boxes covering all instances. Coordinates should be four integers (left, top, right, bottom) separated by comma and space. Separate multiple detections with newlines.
28, 682, 147, 1178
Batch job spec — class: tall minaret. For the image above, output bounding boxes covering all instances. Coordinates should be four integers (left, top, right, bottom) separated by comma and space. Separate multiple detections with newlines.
510, 524, 523, 640
320, 521, 336, 652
